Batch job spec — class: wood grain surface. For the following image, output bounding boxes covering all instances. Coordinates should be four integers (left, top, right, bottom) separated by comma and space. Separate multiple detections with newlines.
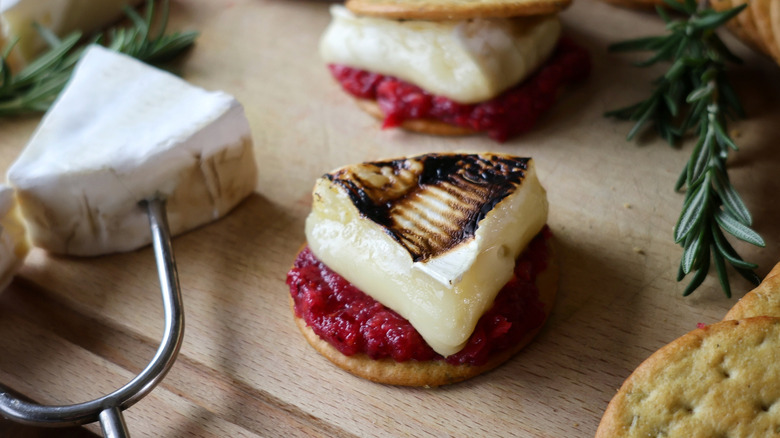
0, 0, 779, 436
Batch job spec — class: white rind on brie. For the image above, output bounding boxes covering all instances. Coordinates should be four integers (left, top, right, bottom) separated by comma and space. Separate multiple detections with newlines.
0, 0, 144, 71
319, 5, 561, 104
305, 154, 548, 357
0, 185, 29, 291
7, 45, 257, 256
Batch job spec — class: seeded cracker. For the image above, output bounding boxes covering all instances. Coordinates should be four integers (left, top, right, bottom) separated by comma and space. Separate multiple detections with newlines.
344, 0, 571, 21
596, 317, 780, 437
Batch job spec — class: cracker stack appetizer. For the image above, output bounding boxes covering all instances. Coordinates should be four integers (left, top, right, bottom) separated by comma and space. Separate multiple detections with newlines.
596, 265, 780, 437
287, 153, 558, 386
319, 0, 590, 142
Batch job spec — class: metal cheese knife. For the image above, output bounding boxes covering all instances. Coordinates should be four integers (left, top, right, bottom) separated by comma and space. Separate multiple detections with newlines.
0, 197, 185, 438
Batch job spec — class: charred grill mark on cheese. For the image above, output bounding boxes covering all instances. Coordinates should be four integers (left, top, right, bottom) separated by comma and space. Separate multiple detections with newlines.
325, 154, 530, 262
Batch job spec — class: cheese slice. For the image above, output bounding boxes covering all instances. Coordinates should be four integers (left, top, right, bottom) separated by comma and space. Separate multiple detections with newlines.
319, 5, 561, 104
1, 0, 144, 71
305, 153, 548, 357
0, 185, 29, 291
7, 44, 257, 256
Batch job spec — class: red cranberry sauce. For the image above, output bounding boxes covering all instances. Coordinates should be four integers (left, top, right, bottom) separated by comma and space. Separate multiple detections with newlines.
287, 229, 552, 366
328, 37, 590, 142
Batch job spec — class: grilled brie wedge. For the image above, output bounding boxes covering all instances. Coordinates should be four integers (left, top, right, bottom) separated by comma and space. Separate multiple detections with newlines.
7, 45, 257, 256
305, 153, 548, 357
319, 5, 561, 104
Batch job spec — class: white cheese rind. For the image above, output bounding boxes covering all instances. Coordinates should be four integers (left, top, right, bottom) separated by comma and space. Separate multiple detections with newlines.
0, 0, 144, 70
0, 185, 29, 291
7, 45, 257, 256
305, 158, 548, 357
319, 5, 561, 104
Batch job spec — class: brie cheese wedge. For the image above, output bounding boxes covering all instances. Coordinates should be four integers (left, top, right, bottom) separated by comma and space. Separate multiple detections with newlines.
7, 45, 257, 256
305, 153, 548, 357
0, 0, 143, 71
319, 5, 561, 104
0, 185, 29, 291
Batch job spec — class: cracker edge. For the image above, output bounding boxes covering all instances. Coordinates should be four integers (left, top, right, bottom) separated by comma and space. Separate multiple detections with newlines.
344, 0, 571, 21
595, 316, 780, 437
354, 98, 477, 137
724, 261, 780, 320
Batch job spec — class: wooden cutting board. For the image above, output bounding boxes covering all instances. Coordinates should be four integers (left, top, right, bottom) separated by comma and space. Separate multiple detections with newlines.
1, 0, 779, 436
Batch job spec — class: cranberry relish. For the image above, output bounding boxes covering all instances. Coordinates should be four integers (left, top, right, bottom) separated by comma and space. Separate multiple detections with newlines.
287, 229, 551, 367
328, 37, 590, 142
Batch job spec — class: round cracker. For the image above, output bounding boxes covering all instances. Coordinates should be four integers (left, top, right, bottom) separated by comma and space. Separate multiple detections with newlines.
724, 262, 780, 320
344, 0, 571, 21
290, 244, 558, 387
354, 98, 477, 137
596, 317, 780, 437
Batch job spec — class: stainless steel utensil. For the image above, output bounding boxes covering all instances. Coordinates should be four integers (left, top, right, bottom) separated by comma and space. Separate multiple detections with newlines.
0, 197, 185, 437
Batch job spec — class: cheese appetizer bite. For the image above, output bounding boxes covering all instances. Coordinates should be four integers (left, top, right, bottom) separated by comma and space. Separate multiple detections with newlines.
319, 0, 590, 142
287, 153, 558, 386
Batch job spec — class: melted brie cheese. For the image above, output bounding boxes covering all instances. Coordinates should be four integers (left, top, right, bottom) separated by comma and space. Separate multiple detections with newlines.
319, 5, 561, 104
7, 45, 257, 256
305, 154, 548, 357
0, 0, 143, 71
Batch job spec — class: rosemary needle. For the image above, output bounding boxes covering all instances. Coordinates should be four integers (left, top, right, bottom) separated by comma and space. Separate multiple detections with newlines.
606, 0, 764, 297
0, 0, 199, 117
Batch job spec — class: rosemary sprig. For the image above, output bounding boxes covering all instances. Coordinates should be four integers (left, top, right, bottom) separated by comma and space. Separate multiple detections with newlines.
99, 0, 199, 65
0, 0, 198, 116
0, 30, 83, 114
606, 0, 764, 297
